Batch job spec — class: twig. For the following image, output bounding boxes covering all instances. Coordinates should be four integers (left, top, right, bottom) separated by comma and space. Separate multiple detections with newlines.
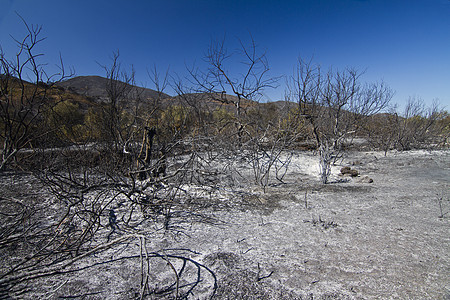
304, 190, 308, 209
256, 263, 273, 282
43, 279, 68, 299
0, 234, 134, 285
161, 251, 180, 299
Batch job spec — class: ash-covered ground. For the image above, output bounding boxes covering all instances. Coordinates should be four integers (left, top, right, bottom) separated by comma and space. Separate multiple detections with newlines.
1, 150, 448, 299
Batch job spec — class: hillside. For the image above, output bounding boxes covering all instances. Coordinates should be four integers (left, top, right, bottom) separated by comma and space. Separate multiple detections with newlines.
56, 75, 170, 102
56, 76, 268, 113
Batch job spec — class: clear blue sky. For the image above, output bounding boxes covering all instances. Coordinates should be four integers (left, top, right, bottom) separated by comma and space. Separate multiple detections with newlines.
1, 0, 449, 109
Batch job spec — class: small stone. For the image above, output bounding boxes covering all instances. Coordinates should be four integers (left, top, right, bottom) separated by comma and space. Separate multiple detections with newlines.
358, 176, 373, 183
340, 167, 359, 177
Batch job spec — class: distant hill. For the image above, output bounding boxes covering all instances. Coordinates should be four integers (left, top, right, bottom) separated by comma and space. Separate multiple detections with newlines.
55, 75, 291, 114
56, 76, 170, 102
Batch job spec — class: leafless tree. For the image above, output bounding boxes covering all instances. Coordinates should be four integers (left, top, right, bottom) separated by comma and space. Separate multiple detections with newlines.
96, 51, 143, 155
188, 36, 279, 147
364, 97, 448, 154
392, 98, 446, 150
365, 106, 399, 155
288, 58, 393, 183
0, 17, 72, 170
240, 102, 303, 191
184, 36, 300, 191
1, 33, 223, 296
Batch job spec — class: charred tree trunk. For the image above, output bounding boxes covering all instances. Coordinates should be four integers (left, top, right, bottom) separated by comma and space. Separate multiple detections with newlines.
138, 127, 157, 180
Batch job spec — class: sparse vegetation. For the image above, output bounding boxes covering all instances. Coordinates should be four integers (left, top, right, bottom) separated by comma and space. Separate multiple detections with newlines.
1, 19, 449, 299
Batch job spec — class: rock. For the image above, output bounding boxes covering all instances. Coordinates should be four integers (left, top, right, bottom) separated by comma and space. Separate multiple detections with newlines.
340, 166, 359, 177
357, 176, 373, 183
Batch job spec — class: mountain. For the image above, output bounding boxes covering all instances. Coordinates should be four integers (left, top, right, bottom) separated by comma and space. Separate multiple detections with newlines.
57, 76, 263, 111
55, 76, 289, 114
56, 76, 170, 101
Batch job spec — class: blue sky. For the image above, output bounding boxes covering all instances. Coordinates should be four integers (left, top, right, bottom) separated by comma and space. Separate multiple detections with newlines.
0, 0, 449, 109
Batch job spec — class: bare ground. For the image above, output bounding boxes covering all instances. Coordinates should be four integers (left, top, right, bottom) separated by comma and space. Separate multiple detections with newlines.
1, 150, 449, 299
